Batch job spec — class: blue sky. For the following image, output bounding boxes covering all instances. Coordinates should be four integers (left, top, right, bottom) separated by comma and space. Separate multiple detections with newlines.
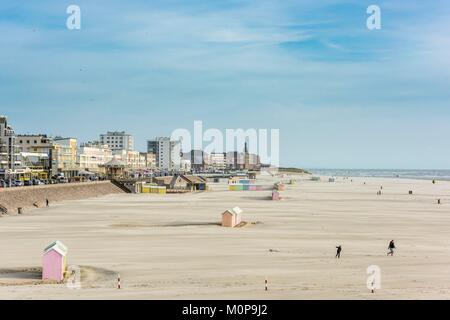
1, 0, 449, 168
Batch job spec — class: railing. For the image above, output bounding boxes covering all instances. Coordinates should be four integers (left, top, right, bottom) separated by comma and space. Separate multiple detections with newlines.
110, 179, 133, 193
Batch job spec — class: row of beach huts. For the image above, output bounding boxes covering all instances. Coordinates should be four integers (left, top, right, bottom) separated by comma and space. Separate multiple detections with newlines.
135, 175, 208, 194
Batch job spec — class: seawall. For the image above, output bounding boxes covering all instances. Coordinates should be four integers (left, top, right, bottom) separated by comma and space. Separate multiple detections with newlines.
0, 181, 125, 214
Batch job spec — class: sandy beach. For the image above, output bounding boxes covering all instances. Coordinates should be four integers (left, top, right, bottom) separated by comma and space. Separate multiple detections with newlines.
0, 174, 449, 300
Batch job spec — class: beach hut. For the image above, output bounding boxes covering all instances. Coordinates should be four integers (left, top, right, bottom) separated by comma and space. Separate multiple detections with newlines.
272, 190, 280, 200
42, 240, 68, 282
221, 207, 243, 227
154, 176, 176, 188
182, 175, 207, 190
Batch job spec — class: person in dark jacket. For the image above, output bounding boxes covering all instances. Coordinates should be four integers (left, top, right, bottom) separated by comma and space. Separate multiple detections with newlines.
335, 245, 342, 259
387, 240, 396, 256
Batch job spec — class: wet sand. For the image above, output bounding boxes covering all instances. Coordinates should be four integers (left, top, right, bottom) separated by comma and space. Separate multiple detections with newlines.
1, 174, 449, 299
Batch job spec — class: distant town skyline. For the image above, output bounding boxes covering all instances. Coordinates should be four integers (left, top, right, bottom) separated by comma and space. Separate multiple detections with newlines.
1, 0, 450, 169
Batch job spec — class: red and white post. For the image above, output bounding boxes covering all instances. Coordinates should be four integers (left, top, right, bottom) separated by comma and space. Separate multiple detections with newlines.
265, 277, 268, 291
118, 274, 121, 289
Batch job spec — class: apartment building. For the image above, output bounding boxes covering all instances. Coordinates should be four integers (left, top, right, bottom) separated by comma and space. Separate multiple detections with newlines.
0, 116, 20, 177
139, 152, 157, 170
147, 137, 181, 171
52, 137, 78, 178
16, 134, 53, 154
16, 134, 53, 173
100, 131, 134, 151
209, 152, 226, 171
112, 149, 144, 170
78, 142, 113, 174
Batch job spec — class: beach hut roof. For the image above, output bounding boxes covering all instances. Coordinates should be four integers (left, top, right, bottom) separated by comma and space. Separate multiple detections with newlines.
181, 175, 206, 184
44, 240, 68, 257
232, 206, 242, 215
222, 209, 234, 216
223, 206, 243, 216
154, 176, 174, 185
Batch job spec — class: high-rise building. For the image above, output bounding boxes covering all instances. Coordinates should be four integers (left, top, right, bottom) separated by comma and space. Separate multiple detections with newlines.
99, 131, 134, 152
0, 116, 20, 176
147, 137, 181, 171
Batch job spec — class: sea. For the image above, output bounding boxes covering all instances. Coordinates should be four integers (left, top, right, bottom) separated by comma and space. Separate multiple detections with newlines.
308, 169, 450, 181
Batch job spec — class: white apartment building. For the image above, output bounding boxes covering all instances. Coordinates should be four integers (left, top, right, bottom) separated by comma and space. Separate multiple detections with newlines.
180, 159, 191, 172
209, 152, 226, 171
112, 149, 143, 170
0, 116, 20, 175
147, 137, 181, 171
78, 142, 113, 173
100, 131, 134, 151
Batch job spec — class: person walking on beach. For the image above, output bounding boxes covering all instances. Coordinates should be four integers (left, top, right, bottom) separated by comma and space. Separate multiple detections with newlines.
335, 245, 342, 259
387, 240, 396, 256
46, 198, 49, 207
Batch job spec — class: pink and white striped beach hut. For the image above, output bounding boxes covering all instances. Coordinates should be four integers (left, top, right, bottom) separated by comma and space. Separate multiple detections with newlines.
42, 241, 68, 282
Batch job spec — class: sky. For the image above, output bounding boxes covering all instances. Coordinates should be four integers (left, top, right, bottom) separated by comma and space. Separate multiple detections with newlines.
1, 0, 449, 169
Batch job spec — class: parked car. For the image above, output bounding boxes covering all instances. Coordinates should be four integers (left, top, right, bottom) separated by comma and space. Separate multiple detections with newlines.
15, 180, 24, 187
30, 179, 43, 185
24, 180, 33, 186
